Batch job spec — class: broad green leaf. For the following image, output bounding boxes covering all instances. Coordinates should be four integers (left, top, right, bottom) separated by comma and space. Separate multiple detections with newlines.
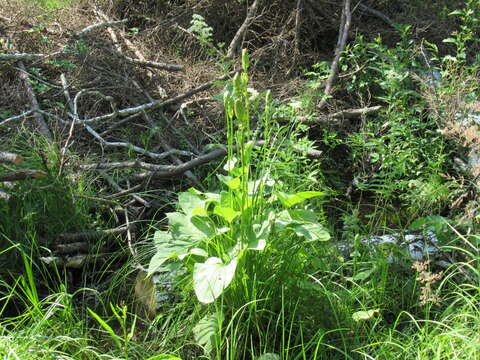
167, 212, 208, 242
352, 309, 380, 322
287, 209, 318, 223
191, 216, 216, 238
193, 257, 238, 304
218, 174, 241, 190
277, 191, 325, 208
153, 230, 173, 247
148, 238, 191, 275
178, 192, 205, 214
193, 312, 224, 354
292, 223, 330, 242
214, 205, 240, 223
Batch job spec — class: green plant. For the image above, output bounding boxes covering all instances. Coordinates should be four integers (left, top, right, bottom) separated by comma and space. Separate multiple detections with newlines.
147, 51, 330, 356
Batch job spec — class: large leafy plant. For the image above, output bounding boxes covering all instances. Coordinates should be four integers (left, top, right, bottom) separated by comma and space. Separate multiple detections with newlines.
148, 51, 329, 306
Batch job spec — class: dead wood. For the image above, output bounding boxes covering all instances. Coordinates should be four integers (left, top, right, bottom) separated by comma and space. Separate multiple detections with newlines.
317, 0, 352, 111
226, 0, 263, 58
78, 70, 239, 123
0, 170, 47, 181
54, 241, 89, 254
17, 61, 53, 142
0, 152, 23, 166
57, 225, 133, 244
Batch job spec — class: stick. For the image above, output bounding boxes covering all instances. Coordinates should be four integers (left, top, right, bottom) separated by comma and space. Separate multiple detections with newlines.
226, 0, 262, 58
74, 19, 128, 38
17, 61, 53, 142
0, 170, 47, 181
0, 152, 23, 166
0, 110, 35, 127
57, 225, 132, 244
317, 0, 352, 110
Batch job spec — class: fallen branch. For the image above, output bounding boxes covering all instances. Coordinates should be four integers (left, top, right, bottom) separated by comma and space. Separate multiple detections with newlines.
122, 56, 184, 71
57, 225, 132, 244
74, 19, 128, 38
40, 253, 117, 269
131, 140, 322, 180
0, 110, 35, 127
0, 170, 47, 182
317, 0, 352, 110
227, 0, 262, 58
54, 241, 89, 254
0, 152, 23, 166
78, 71, 238, 123
17, 61, 53, 142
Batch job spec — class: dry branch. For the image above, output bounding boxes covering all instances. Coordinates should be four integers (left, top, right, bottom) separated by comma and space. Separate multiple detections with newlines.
122, 56, 184, 71
0, 110, 35, 127
54, 241, 89, 254
0, 152, 23, 166
0, 170, 47, 181
130, 140, 323, 181
78, 71, 238, 123
57, 225, 132, 244
74, 19, 128, 38
40, 253, 115, 268
17, 61, 53, 142
317, 0, 352, 111
227, 0, 262, 58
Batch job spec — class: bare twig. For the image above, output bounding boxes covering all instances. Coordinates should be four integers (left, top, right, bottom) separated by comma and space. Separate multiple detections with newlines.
0, 110, 35, 127
75, 19, 128, 38
227, 0, 262, 58
0, 152, 23, 166
17, 61, 53, 142
59, 74, 76, 177
121, 56, 184, 71
317, 0, 352, 110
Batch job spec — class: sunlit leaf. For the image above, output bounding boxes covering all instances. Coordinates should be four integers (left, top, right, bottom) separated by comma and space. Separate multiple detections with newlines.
277, 191, 325, 208
193, 257, 238, 303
